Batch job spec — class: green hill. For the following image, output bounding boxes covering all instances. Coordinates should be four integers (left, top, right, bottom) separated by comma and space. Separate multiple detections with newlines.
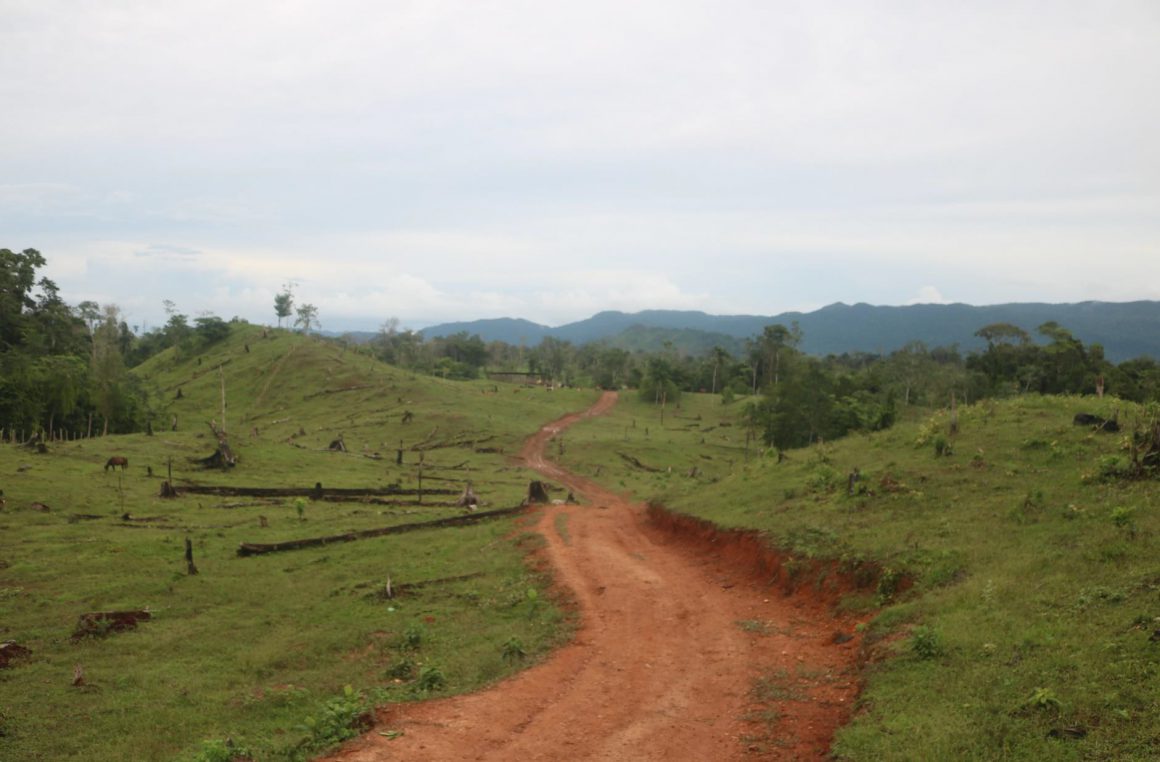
0, 323, 599, 761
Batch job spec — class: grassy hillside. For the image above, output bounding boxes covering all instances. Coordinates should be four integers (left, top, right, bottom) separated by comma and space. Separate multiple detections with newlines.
564, 391, 1159, 760
0, 324, 599, 761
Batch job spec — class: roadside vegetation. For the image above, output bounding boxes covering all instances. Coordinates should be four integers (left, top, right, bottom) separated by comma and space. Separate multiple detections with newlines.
565, 390, 1160, 760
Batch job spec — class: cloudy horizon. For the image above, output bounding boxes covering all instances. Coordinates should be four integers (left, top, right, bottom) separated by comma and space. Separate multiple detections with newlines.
3, 1, 1158, 334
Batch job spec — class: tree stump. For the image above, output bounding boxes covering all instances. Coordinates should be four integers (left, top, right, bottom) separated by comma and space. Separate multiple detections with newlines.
159, 481, 178, 498
185, 538, 198, 575
0, 641, 31, 668
456, 482, 479, 510
526, 481, 551, 504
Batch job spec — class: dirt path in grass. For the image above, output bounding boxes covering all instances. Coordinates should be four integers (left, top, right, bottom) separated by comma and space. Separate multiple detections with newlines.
328, 391, 864, 761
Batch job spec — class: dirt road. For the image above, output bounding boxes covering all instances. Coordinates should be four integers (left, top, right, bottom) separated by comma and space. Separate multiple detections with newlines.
329, 392, 863, 761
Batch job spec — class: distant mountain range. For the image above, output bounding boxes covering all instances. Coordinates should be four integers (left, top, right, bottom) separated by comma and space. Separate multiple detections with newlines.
415, 301, 1160, 362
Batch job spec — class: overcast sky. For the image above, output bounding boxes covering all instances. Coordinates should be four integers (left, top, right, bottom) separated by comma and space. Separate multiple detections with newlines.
2, 1, 1158, 333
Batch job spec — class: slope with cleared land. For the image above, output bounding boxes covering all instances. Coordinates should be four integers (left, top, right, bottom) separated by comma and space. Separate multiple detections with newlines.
0, 325, 600, 760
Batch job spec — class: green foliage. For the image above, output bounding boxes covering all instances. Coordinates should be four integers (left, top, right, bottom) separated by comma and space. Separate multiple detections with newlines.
1021, 686, 1062, 713
385, 654, 416, 680
192, 738, 252, 762
296, 685, 372, 753
193, 316, 231, 345
909, 626, 944, 659
501, 636, 527, 663
401, 623, 424, 651
274, 286, 294, 328
416, 665, 446, 693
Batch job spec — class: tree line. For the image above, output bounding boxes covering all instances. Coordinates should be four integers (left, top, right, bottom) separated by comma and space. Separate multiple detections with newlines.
0, 249, 241, 440
357, 317, 1160, 451
6, 247, 1159, 450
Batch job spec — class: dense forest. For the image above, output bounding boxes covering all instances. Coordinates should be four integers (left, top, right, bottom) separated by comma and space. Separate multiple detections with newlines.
5, 247, 1160, 451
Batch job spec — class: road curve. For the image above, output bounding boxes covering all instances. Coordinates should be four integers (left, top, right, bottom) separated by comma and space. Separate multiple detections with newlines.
328, 391, 861, 761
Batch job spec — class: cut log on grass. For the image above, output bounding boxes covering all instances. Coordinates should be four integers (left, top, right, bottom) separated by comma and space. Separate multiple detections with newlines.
328, 434, 347, 452
1073, 412, 1120, 432
236, 505, 526, 556
72, 610, 152, 640
179, 484, 456, 498
618, 452, 662, 472
368, 571, 486, 601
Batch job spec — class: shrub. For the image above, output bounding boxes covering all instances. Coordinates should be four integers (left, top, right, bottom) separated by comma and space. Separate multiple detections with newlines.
297, 685, 372, 752
910, 626, 944, 659
501, 636, 527, 663
416, 665, 446, 692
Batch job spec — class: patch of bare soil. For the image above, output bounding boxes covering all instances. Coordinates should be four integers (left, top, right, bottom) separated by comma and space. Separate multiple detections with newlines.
327, 392, 866, 761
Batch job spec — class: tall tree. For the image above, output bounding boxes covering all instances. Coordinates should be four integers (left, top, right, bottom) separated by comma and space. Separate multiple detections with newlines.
91, 305, 128, 435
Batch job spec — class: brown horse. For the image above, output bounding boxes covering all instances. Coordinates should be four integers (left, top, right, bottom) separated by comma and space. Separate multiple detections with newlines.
105, 456, 128, 472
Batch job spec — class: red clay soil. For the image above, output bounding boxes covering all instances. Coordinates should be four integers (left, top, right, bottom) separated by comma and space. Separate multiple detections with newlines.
327, 391, 867, 761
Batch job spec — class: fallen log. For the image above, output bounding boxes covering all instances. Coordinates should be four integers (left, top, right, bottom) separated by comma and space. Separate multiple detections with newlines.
72, 610, 151, 640
303, 385, 373, 401
1074, 412, 1120, 432
412, 434, 494, 452
179, 485, 457, 498
618, 452, 662, 472
236, 505, 527, 556
368, 571, 486, 600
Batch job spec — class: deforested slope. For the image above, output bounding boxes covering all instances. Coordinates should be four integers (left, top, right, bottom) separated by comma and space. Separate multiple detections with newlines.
0, 323, 599, 760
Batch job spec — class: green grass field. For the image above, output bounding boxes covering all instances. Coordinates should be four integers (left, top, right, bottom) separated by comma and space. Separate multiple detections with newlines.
565, 391, 1160, 760
0, 325, 598, 760
5, 330, 1159, 760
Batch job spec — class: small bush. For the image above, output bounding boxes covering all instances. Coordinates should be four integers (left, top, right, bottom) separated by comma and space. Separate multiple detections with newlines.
401, 623, 424, 651
876, 568, 905, 604
193, 738, 253, 762
501, 636, 527, 663
385, 655, 415, 680
1021, 686, 1062, 713
416, 665, 446, 692
910, 626, 944, 659
297, 685, 372, 752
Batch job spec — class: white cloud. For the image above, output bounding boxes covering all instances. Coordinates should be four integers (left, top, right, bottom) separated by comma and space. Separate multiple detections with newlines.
5, 2, 1159, 329
908, 286, 950, 305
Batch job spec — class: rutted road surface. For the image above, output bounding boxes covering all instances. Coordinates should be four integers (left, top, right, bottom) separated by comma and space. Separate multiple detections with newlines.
329, 392, 863, 761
